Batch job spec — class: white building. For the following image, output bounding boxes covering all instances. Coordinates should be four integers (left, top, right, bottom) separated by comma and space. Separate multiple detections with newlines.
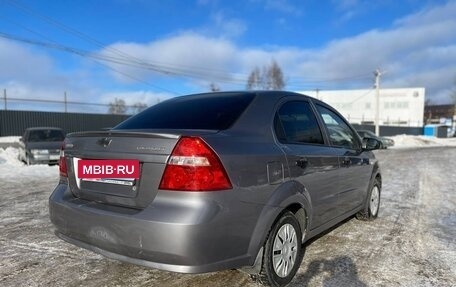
298, 87, 425, 127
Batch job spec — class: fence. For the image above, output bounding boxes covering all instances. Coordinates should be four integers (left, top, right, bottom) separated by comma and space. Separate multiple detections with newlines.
1, 89, 149, 115
0, 110, 425, 138
0, 110, 130, 136
351, 124, 423, 136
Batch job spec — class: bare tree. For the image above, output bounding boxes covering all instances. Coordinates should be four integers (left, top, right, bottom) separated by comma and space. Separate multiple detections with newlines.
108, 98, 127, 114
451, 78, 456, 104
247, 67, 261, 90
424, 98, 432, 107
131, 102, 148, 114
209, 82, 221, 92
246, 60, 285, 90
267, 60, 285, 90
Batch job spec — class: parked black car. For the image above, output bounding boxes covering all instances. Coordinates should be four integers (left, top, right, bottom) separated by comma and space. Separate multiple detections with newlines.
357, 130, 394, 149
18, 127, 65, 165
50, 91, 382, 286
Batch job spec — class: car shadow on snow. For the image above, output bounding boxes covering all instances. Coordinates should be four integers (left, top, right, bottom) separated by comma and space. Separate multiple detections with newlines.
291, 256, 367, 287
289, 216, 368, 286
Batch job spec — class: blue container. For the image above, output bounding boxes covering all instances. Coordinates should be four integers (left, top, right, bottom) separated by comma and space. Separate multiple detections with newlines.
424, 125, 435, 136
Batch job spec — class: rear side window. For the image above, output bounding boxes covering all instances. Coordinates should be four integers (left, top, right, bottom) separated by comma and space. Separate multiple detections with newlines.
275, 101, 324, 145
115, 93, 255, 130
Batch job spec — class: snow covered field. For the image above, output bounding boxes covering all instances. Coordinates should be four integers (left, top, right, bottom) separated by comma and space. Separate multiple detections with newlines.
0, 140, 455, 286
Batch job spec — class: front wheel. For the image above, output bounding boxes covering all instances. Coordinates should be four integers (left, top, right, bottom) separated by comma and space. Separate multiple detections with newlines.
356, 178, 381, 220
25, 155, 31, 165
258, 211, 304, 286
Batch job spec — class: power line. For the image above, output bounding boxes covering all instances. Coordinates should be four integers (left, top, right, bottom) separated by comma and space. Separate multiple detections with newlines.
4, 0, 148, 65
4, 95, 151, 114
2, 0, 375, 89
0, 2, 183, 94
3, 0, 249, 83
290, 74, 371, 84
348, 89, 374, 104
0, 30, 180, 94
0, 30, 373, 88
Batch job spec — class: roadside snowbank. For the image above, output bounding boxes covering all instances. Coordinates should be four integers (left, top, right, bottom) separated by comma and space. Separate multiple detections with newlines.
389, 135, 456, 148
0, 136, 20, 143
0, 146, 57, 179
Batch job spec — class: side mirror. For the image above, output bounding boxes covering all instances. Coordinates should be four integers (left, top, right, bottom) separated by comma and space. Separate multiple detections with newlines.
19, 136, 23, 142
362, 137, 381, 151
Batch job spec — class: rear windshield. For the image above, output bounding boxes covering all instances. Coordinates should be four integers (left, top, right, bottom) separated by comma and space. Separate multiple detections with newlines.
114, 93, 255, 130
28, 129, 64, 142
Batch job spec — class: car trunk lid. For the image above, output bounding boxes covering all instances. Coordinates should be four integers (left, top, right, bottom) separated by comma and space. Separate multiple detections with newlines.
63, 130, 217, 209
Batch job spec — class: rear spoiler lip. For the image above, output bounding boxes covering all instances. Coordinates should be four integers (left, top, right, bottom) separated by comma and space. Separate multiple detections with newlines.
66, 129, 220, 140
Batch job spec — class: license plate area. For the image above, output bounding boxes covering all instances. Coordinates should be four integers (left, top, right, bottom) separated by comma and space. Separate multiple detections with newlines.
49, 154, 60, 160
81, 178, 136, 186
77, 159, 140, 179
73, 158, 141, 197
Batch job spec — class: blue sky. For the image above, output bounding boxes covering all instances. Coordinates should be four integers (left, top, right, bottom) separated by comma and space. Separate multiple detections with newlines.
0, 0, 455, 113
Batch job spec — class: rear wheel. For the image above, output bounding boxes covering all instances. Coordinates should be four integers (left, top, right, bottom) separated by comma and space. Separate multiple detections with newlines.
258, 211, 303, 286
356, 178, 381, 220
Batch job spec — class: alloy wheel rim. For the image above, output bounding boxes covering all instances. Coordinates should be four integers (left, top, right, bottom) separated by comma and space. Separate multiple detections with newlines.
272, 223, 298, 278
370, 186, 380, 216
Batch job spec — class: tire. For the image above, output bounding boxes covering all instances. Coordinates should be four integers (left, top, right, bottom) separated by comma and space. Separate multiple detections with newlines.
25, 154, 32, 165
356, 178, 381, 221
258, 211, 304, 286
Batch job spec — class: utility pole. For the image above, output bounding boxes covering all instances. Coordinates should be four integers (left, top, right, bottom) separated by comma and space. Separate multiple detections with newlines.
64, 91, 67, 113
374, 69, 382, 136
3, 89, 6, 111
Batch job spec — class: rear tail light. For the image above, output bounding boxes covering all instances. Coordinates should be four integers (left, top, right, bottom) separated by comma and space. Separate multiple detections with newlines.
159, 137, 232, 191
59, 142, 67, 177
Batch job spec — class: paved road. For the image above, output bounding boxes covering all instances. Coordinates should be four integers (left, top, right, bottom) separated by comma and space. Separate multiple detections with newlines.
0, 147, 455, 286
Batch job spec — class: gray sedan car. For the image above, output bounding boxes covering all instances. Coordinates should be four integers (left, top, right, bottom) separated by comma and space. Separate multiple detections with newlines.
49, 91, 382, 286
18, 127, 65, 165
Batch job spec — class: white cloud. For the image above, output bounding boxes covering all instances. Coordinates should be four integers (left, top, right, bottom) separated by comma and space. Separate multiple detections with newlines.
0, 39, 59, 86
394, 1, 456, 28
99, 33, 239, 84
0, 38, 176, 111
2, 1, 456, 107
0, 39, 100, 103
264, 0, 302, 15
331, 0, 363, 23
0, 80, 100, 113
100, 90, 173, 106
98, 1, 456, 103
211, 12, 247, 38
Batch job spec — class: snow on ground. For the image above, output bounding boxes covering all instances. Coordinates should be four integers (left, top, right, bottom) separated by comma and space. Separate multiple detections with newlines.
0, 136, 20, 143
0, 138, 455, 286
389, 135, 456, 148
0, 146, 58, 181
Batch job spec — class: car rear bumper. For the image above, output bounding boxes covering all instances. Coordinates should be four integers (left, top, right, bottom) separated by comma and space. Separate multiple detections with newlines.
49, 183, 259, 273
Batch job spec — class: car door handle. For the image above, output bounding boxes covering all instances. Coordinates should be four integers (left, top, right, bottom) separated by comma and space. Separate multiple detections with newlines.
296, 158, 308, 169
